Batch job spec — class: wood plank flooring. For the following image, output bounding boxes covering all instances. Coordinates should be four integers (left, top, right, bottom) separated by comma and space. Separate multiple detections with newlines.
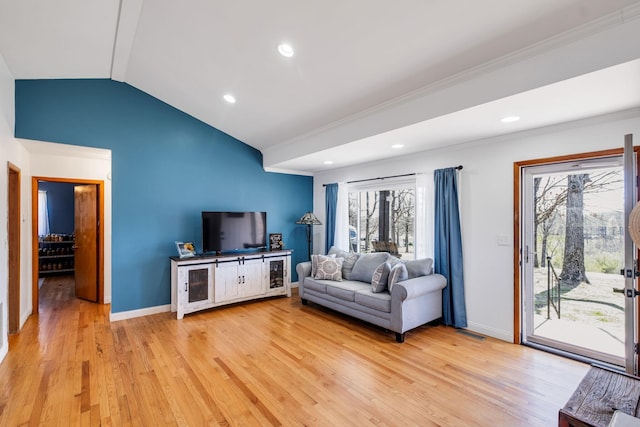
0, 276, 589, 426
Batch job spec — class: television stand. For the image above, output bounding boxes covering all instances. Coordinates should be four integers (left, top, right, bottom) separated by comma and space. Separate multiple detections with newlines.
170, 250, 292, 319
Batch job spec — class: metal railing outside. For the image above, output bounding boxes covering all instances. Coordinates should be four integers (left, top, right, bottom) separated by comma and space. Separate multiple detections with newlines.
547, 256, 561, 319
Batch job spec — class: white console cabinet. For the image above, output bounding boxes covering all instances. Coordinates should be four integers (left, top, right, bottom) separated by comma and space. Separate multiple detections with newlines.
171, 250, 292, 319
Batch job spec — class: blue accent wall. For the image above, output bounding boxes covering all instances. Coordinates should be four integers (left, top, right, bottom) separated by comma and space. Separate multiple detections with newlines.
16, 79, 313, 313
39, 181, 75, 235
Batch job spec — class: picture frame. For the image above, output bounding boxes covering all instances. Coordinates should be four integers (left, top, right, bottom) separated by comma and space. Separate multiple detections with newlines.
175, 241, 196, 258
269, 233, 283, 251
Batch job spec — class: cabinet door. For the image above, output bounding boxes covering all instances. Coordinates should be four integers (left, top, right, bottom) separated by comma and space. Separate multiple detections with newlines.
179, 264, 213, 309
214, 262, 240, 302
268, 258, 286, 290
241, 259, 266, 298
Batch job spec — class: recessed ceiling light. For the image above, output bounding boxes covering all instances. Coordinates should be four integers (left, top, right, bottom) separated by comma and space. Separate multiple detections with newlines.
501, 115, 520, 123
391, 144, 404, 149
223, 94, 236, 104
323, 160, 334, 165
277, 43, 294, 58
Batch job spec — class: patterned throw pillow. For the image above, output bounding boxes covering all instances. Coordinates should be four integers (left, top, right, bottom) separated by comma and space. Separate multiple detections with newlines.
314, 255, 344, 281
327, 246, 360, 280
371, 262, 391, 293
388, 263, 408, 292
311, 253, 335, 277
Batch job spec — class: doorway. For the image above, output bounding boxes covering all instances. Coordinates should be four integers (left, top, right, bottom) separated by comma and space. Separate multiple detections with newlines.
516, 146, 638, 369
521, 156, 625, 365
31, 177, 105, 314
7, 163, 21, 334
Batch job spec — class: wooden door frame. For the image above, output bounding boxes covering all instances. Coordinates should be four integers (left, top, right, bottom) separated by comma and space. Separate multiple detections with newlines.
31, 177, 105, 314
513, 147, 639, 344
8, 162, 21, 333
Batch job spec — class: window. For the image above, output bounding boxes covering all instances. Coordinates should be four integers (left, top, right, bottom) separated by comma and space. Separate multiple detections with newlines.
38, 190, 50, 237
348, 180, 415, 258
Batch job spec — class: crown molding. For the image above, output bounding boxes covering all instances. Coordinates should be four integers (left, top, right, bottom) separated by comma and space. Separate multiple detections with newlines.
263, 166, 314, 177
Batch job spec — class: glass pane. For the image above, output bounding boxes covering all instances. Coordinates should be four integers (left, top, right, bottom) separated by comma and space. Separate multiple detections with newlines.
188, 268, 209, 303
528, 165, 624, 364
269, 260, 284, 288
348, 188, 415, 258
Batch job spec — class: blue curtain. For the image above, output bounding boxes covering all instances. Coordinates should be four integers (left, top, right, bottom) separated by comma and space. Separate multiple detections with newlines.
325, 183, 338, 253
434, 168, 467, 328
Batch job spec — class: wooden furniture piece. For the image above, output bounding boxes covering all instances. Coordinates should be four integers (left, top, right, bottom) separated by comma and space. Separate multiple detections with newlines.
559, 365, 640, 427
371, 241, 402, 257
38, 234, 75, 276
170, 250, 292, 319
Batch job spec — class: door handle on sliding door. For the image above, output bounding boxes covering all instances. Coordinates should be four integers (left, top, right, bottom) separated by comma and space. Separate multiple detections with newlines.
613, 287, 640, 297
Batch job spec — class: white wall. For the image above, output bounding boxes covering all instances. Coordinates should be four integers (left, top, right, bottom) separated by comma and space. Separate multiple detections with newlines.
0, 52, 32, 363
313, 109, 640, 342
20, 139, 113, 304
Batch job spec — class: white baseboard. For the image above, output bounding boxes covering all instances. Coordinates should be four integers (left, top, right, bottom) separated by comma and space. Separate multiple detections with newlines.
291, 281, 299, 288
466, 321, 512, 343
110, 304, 171, 322
20, 309, 31, 330
0, 341, 7, 364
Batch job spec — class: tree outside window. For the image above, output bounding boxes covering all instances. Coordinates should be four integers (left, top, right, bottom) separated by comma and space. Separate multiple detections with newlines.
348, 187, 415, 258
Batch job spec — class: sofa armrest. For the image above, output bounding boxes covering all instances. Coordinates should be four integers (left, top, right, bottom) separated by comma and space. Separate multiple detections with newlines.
296, 261, 312, 280
391, 274, 447, 302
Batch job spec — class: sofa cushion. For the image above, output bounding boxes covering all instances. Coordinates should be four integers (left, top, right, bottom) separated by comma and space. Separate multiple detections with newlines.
311, 253, 335, 277
402, 257, 433, 279
327, 246, 360, 280
303, 278, 328, 294
326, 281, 369, 302
388, 262, 408, 291
355, 290, 392, 313
371, 262, 391, 293
314, 255, 343, 281
350, 252, 390, 283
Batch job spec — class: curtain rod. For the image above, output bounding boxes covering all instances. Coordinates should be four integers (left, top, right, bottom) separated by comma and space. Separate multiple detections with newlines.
322, 166, 462, 187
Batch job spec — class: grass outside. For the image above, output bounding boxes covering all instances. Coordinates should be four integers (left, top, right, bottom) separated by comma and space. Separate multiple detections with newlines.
533, 268, 625, 342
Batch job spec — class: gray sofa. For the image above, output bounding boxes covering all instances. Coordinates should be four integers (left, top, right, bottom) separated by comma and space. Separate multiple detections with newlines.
296, 249, 447, 343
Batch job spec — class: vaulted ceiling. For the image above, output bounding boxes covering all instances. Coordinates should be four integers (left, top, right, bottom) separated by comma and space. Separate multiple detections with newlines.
1, 1, 639, 173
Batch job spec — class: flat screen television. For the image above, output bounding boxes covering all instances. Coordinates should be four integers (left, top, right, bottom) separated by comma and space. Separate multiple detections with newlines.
202, 211, 267, 254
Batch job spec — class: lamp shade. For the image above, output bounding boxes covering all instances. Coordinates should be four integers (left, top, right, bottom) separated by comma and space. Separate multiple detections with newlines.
296, 212, 322, 225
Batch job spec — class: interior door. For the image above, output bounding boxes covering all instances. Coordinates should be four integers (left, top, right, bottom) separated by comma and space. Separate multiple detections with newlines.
74, 184, 98, 302
8, 163, 21, 333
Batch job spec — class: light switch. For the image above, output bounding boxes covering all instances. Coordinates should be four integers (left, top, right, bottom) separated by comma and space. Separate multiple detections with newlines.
497, 235, 511, 246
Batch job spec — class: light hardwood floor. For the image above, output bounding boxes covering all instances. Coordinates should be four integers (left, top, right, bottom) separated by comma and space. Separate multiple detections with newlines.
0, 276, 588, 426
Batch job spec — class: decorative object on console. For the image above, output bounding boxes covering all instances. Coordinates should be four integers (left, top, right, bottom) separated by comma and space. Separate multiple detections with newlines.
296, 212, 322, 259
175, 241, 196, 258
269, 233, 283, 250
